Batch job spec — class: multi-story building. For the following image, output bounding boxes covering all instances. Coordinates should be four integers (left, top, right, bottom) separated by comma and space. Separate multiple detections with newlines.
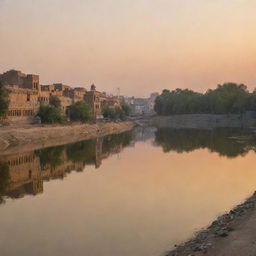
84, 84, 103, 119
0, 69, 120, 123
1, 70, 42, 123
124, 92, 159, 116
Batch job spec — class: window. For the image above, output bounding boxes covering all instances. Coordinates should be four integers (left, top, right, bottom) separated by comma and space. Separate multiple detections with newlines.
27, 94, 30, 101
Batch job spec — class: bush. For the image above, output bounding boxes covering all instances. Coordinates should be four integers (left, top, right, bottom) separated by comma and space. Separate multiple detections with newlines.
68, 101, 91, 122
49, 95, 61, 108
0, 81, 9, 117
103, 106, 125, 120
121, 103, 131, 116
38, 105, 64, 124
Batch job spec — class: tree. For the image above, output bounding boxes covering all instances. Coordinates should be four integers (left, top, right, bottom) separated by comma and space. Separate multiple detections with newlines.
121, 103, 132, 116
0, 81, 10, 117
102, 106, 117, 120
38, 105, 64, 124
68, 101, 91, 122
49, 95, 61, 108
154, 83, 252, 115
102, 106, 125, 120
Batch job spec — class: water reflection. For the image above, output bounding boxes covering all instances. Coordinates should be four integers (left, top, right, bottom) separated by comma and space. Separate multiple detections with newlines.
0, 131, 133, 203
0, 127, 256, 256
154, 128, 256, 158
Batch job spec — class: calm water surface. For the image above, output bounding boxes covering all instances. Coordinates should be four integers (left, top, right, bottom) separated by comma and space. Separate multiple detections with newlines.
0, 127, 256, 256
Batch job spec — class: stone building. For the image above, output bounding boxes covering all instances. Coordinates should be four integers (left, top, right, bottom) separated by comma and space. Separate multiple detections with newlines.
0, 69, 119, 123
1, 70, 40, 90
0, 70, 42, 123
84, 84, 103, 119
124, 92, 159, 116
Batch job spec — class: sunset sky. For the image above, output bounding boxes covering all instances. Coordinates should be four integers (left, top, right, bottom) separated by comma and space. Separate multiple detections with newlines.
1, 0, 256, 97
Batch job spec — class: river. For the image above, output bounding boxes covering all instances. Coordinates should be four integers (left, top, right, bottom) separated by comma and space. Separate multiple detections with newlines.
0, 127, 256, 256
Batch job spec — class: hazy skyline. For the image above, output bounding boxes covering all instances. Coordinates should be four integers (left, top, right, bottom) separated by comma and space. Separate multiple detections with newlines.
1, 0, 256, 97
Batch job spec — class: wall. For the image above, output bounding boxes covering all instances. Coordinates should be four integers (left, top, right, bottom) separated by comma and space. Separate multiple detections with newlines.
152, 112, 256, 129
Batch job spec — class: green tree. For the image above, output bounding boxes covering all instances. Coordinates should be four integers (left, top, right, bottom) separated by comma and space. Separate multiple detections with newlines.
103, 106, 117, 120
0, 81, 10, 117
49, 95, 61, 108
103, 106, 125, 120
68, 101, 91, 122
154, 83, 252, 115
38, 105, 64, 124
121, 103, 131, 116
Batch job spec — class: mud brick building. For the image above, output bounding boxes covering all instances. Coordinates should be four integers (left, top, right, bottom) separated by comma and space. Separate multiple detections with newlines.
0, 69, 121, 123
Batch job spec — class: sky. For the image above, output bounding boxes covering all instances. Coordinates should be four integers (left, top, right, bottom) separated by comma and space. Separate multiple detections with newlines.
1, 0, 256, 97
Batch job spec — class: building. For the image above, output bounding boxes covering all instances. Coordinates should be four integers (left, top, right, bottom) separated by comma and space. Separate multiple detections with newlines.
0, 69, 119, 123
0, 70, 42, 123
84, 84, 103, 119
124, 92, 159, 116
0, 132, 132, 202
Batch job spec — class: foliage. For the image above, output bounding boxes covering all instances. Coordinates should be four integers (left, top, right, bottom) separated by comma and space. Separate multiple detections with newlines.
68, 101, 91, 123
121, 103, 132, 116
38, 104, 64, 124
49, 95, 61, 108
102, 106, 125, 120
0, 81, 10, 117
0, 162, 10, 194
154, 83, 254, 115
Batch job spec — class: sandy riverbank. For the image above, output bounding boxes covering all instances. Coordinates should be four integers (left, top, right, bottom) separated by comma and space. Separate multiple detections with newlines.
167, 192, 256, 256
0, 121, 134, 155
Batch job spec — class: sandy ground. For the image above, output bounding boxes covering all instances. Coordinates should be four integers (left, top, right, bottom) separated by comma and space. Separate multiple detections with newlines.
0, 121, 134, 155
167, 192, 256, 256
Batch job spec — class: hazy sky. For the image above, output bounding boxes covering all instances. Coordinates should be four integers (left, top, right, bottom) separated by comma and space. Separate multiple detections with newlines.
1, 0, 256, 97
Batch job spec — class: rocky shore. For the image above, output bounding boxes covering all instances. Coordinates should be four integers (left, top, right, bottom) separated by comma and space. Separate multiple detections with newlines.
0, 121, 134, 155
167, 192, 256, 256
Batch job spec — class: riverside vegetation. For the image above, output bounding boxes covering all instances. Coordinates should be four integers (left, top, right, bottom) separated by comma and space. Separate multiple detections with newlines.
154, 83, 256, 115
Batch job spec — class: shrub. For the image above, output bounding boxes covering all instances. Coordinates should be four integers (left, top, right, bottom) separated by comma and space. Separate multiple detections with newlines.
68, 101, 91, 122
38, 105, 64, 124
103, 106, 125, 120
121, 103, 132, 116
49, 95, 61, 108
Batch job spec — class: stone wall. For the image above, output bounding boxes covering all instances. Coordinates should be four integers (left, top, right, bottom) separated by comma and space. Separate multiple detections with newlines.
152, 112, 256, 129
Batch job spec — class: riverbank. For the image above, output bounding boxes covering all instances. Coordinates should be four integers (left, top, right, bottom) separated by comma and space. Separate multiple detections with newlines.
0, 121, 134, 155
167, 192, 256, 256
153, 112, 256, 129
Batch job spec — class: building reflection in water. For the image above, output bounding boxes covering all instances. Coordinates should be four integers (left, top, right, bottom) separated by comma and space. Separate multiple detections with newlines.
0, 131, 133, 203
1, 127, 255, 204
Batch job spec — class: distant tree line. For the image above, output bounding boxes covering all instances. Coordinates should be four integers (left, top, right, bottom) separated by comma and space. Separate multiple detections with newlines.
154, 83, 256, 115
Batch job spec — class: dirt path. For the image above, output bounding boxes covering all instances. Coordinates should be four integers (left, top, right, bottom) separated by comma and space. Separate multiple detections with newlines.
167, 192, 256, 256
0, 121, 134, 155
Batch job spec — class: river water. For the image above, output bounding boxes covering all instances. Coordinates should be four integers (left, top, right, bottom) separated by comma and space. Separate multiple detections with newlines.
0, 127, 256, 256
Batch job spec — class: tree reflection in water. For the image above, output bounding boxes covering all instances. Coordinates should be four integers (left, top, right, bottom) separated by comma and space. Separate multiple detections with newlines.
154, 128, 256, 158
0, 131, 133, 202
